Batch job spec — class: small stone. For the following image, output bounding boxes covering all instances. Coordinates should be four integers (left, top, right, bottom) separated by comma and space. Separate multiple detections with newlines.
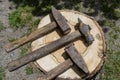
102, 26, 112, 33
5, 28, 13, 33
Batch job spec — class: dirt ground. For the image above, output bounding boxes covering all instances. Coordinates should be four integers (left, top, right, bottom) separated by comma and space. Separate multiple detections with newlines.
0, 0, 39, 80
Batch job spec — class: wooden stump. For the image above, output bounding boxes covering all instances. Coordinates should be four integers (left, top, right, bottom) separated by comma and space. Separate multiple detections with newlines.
31, 10, 106, 80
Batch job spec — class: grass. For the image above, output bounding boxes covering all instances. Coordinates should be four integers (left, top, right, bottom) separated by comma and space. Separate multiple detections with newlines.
103, 51, 120, 80
9, 0, 58, 30
103, 18, 120, 80
104, 19, 116, 30
27, 19, 40, 34
0, 67, 5, 80
0, 23, 5, 31
25, 66, 33, 75
104, 19, 120, 32
112, 34, 119, 40
9, 6, 40, 29
21, 47, 28, 56
9, 6, 33, 28
114, 9, 120, 18
8, 38, 17, 42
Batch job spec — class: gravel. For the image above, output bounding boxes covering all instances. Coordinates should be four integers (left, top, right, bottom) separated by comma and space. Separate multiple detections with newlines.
0, 0, 39, 80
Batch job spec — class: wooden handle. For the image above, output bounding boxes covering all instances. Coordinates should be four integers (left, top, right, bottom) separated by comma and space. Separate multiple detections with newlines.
4, 22, 57, 52
39, 59, 73, 80
8, 31, 81, 71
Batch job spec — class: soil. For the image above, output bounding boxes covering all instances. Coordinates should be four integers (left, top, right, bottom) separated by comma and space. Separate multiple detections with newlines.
0, 0, 39, 80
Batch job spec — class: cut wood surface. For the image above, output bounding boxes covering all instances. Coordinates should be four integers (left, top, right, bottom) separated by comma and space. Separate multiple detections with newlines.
39, 59, 73, 80
31, 10, 106, 79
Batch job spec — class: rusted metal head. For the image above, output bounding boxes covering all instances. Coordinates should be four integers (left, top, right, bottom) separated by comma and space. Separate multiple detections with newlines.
52, 6, 71, 34
65, 43, 89, 74
78, 18, 94, 45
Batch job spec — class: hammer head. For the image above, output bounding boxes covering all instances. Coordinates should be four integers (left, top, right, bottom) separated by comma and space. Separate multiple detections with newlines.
78, 18, 94, 45
51, 6, 71, 35
65, 43, 89, 74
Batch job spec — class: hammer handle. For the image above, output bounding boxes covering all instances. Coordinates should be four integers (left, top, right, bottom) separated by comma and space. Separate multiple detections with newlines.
4, 22, 57, 52
8, 31, 81, 71
40, 59, 73, 80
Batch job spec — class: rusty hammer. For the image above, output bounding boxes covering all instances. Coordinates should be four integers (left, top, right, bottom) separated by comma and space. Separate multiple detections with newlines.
39, 43, 89, 80
78, 18, 94, 45
8, 18, 94, 72
4, 6, 71, 52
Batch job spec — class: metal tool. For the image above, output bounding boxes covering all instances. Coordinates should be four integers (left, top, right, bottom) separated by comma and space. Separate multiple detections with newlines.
78, 18, 94, 45
40, 43, 89, 80
4, 6, 71, 52
8, 18, 94, 72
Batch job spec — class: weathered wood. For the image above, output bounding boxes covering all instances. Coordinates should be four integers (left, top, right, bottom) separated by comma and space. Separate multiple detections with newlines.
65, 43, 89, 74
39, 59, 73, 80
8, 31, 81, 72
4, 22, 57, 52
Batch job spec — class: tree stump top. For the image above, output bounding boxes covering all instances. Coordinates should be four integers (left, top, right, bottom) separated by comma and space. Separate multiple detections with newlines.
31, 10, 106, 79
